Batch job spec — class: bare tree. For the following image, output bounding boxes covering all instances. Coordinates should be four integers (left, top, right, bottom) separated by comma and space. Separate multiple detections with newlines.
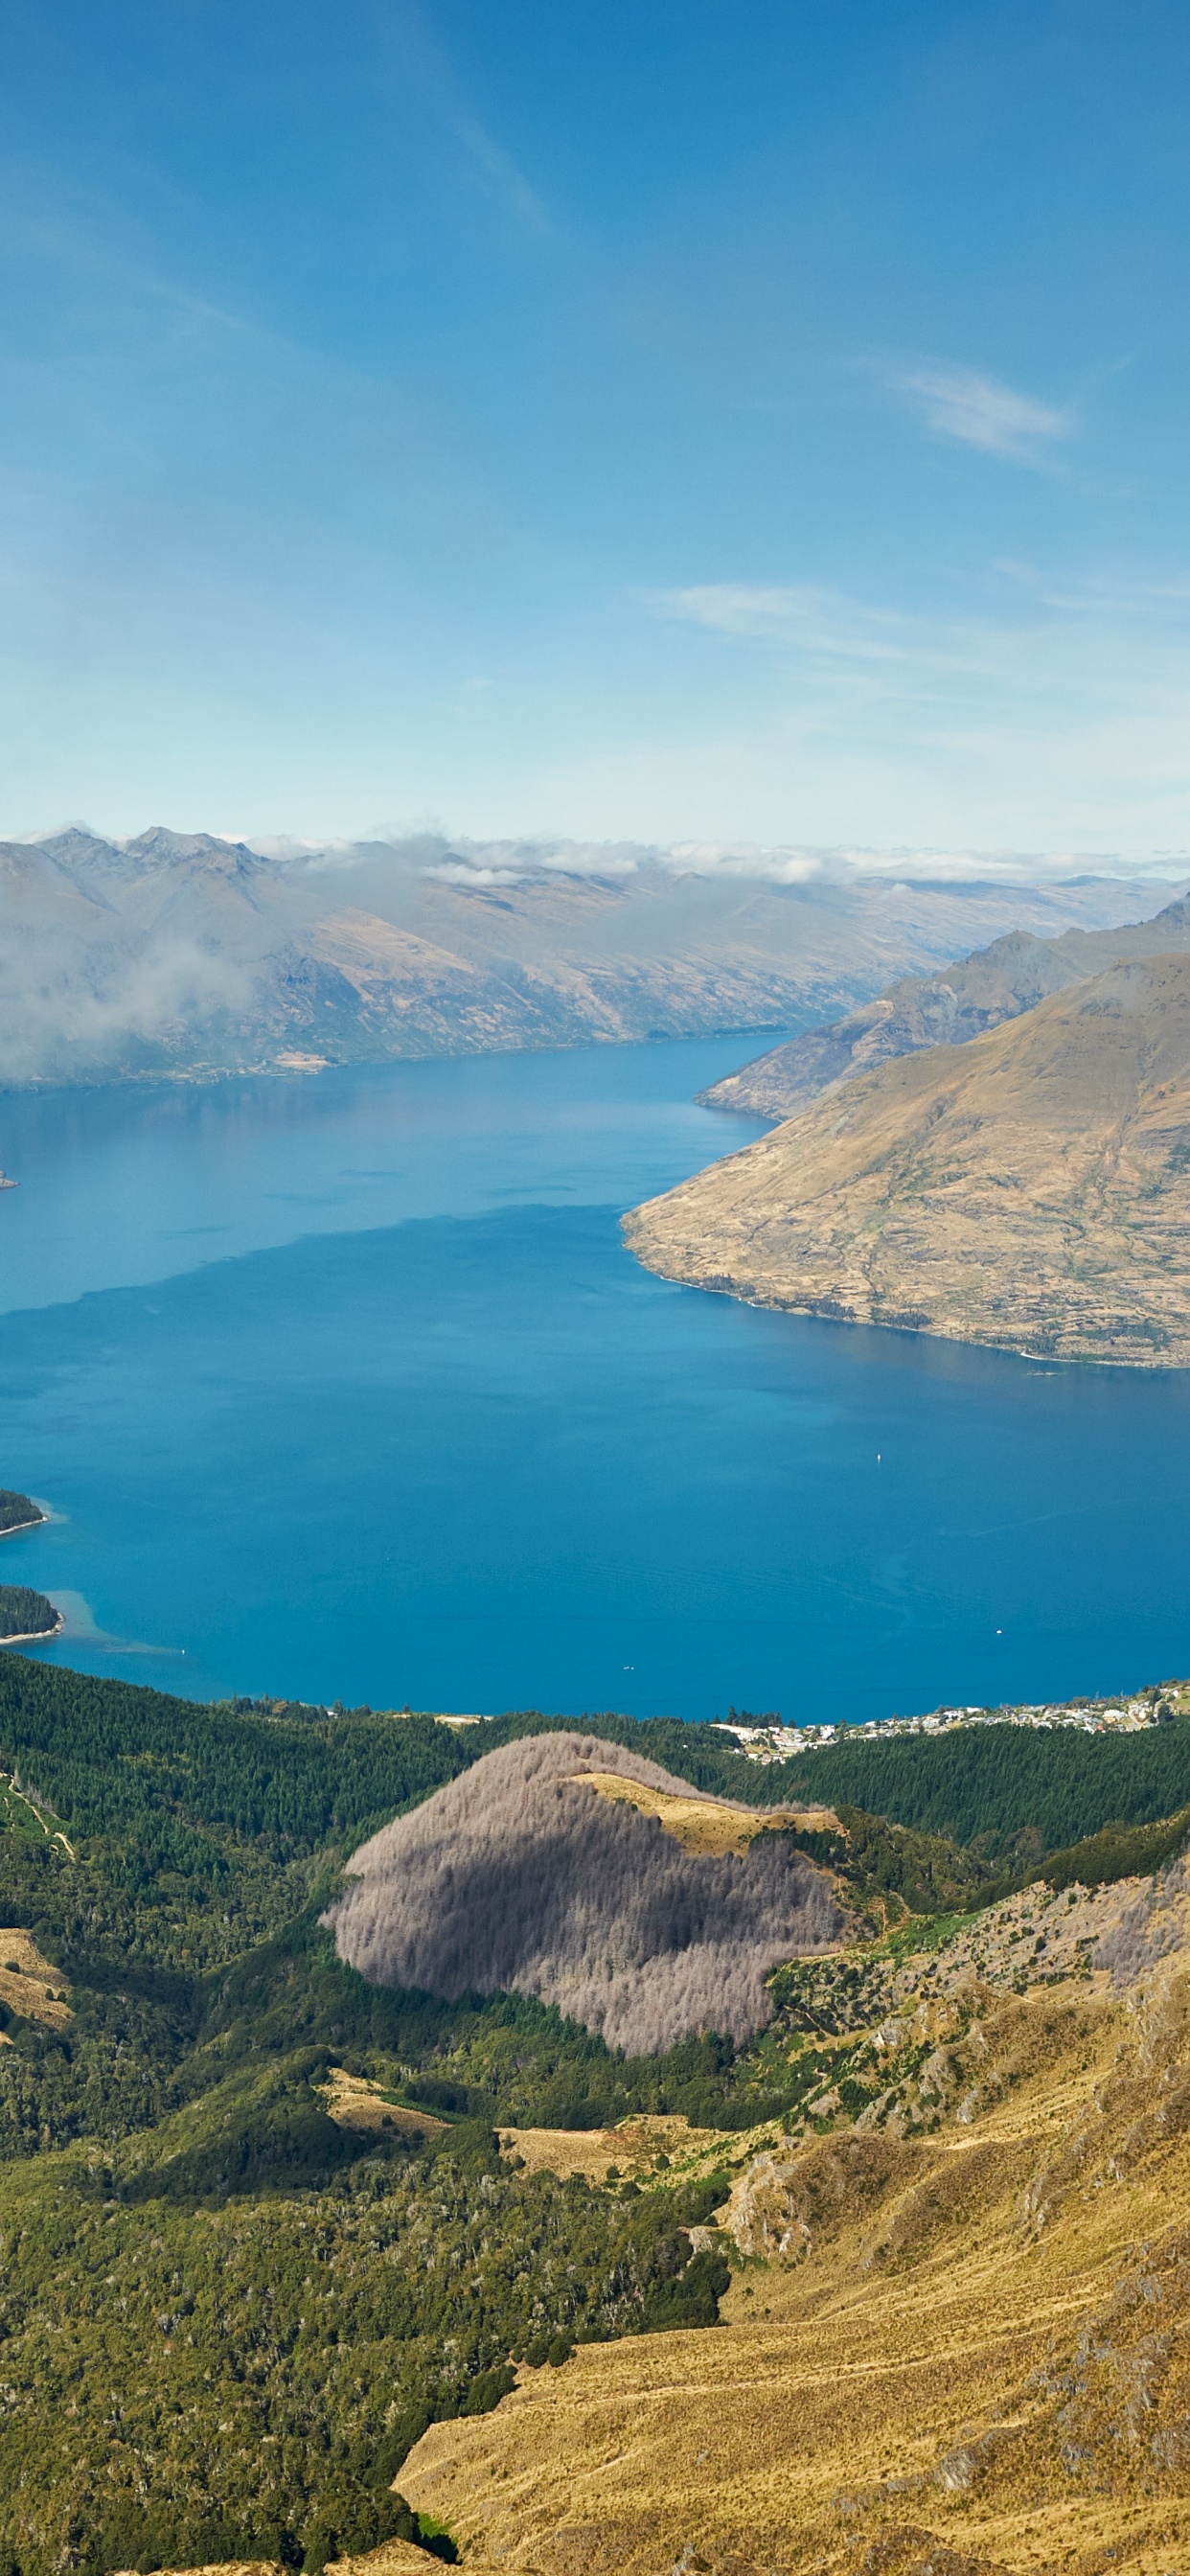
326, 1734, 849, 2053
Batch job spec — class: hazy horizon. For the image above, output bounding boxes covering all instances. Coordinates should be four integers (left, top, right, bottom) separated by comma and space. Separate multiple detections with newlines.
6, 819, 1190, 893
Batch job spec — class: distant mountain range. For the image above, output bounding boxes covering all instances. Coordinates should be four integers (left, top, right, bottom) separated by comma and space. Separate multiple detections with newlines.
0, 822, 1180, 1087
700, 886, 1190, 1115
627, 945, 1190, 1365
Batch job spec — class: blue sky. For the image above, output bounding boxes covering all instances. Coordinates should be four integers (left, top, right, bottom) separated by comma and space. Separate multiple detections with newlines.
2, 0, 1189, 859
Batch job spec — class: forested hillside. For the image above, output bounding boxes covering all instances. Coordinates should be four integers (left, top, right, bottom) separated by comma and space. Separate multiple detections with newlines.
0, 1660, 474, 1854
3, 1658, 1189, 1926
3, 1656, 1190, 2572
0, 2097, 727, 2576
772, 1718, 1190, 1858
0, 1587, 57, 1640
0, 1668, 743, 2572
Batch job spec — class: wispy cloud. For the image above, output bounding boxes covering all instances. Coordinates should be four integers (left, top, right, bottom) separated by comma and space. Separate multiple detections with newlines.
649, 567, 1190, 863
447, 105, 551, 237
655, 581, 931, 671
891, 361, 1071, 460
655, 573, 1074, 692
664, 841, 825, 884
662, 584, 826, 641
376, 6, 552, 237
423, 838, 642, 886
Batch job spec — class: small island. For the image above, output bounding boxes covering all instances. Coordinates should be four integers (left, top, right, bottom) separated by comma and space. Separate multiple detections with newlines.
0, 1489, 44, 1536
0, 1585, 60, 1642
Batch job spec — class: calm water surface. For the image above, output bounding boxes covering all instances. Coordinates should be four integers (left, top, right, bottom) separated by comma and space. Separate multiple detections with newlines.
0, 1037, 1186, 1723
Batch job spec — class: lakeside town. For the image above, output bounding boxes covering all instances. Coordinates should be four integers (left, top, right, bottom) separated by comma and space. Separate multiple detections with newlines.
711, 1683, 1187, 1761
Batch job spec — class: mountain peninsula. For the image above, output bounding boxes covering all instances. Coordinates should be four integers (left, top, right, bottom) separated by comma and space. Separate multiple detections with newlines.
700, 887, 1190, 1119
624, 952, 1190, 1367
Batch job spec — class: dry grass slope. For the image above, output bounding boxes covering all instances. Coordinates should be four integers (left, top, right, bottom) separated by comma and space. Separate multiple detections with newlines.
0, 1926, 71, 2037
578, 1773, 839, 1855
627, 953, 1190, 1365
104, 1871, 1190, 2576
496, 2112, 727, 2183
320, 2067, 447, 2140
393, 1874, 1190, 2576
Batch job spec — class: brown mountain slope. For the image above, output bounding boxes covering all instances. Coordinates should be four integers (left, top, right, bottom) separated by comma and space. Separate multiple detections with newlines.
389, 1870, 1190, 2576
624, 952, 1190, 1366
112, 1863, 1190, 2576
701, 890, 1190, 1119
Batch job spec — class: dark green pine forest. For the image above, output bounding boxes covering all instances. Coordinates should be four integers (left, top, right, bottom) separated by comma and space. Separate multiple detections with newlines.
0, 1586, 58, 1640
2, 1654, 1190, 2575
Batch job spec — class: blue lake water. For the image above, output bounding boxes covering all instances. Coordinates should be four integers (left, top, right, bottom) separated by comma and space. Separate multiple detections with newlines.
0, 1035, 1187, 1724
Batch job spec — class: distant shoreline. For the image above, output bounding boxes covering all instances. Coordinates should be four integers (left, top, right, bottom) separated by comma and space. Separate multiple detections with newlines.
0, 1515, 46, 1541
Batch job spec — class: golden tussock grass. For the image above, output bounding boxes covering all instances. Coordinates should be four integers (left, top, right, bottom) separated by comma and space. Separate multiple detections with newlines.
396, 1953, 1190, 2576
0, 1925, 71, 2035
327, 2548, 443, 2576
497, 2114, 735, 2184
128, 2541, 438, 2576
320, 2067, 447, 2139
111, 2564, 286, 2576
576, 1772, 839, 1856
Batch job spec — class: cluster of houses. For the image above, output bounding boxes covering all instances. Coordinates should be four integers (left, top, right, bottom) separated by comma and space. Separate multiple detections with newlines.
711, 1688, 1180, 1761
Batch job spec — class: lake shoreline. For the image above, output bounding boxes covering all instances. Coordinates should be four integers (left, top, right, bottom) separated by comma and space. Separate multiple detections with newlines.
0, 1615, 64, 1647
6, 1040, 1190, 1726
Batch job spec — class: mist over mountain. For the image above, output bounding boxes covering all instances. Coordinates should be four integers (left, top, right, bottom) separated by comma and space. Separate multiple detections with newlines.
327, 1734, 848, 2054
0, 823, 1178, 1089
